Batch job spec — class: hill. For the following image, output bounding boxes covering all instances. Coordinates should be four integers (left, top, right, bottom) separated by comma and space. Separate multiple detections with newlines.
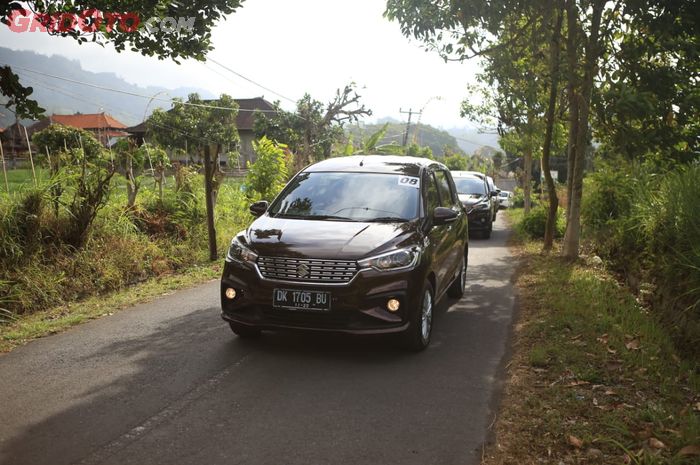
0, 47, 214, 127
446, 126, 502, 155
346, 121, 462, 157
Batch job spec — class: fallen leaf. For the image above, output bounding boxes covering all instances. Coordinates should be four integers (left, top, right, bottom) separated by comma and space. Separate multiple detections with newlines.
625, 339, 641, 350
607, 347, 617, 354
694, 402, 700, 412
604, 390, 616, 396
678, 445, 700, 457
648, 438, 666, 449
622, 453, 631, 464
568, 435, 584, 449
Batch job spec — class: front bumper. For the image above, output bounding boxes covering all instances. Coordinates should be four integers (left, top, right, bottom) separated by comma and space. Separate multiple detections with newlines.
466, 208, 491, 231
220, 259, 424, 334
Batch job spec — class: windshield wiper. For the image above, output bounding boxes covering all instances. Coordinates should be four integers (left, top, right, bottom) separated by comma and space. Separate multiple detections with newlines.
276, 214, 357, 221
368, 216, 410, 223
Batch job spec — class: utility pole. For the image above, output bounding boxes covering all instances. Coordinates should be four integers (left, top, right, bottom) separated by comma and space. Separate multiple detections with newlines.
400, 108, 420, 147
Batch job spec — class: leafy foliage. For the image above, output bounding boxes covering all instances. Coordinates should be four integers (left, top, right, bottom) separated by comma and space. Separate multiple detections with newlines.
244, 137, 290, 201
254, 84, 371, 168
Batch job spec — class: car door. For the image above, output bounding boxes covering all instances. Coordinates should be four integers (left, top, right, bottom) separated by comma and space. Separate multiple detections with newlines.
425, 169, 451, 294
434, 169, 464, 294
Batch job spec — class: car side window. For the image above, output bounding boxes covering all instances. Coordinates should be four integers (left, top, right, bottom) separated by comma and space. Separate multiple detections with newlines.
435, 170, 455, 207
426, 172, 440, 214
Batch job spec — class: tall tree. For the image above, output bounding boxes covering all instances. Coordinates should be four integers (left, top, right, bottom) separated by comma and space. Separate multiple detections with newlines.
255, 84, 371, 171
0, 0, 245, 119
148, 93, 239, 260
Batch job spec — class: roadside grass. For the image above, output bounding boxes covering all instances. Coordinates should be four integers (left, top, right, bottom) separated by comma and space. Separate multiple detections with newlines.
483, 209, 699, 465
0, 262, 221, 353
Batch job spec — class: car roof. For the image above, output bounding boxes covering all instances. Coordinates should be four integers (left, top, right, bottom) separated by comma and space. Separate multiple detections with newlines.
304, 155, 446, 177
451, 170, 486, 179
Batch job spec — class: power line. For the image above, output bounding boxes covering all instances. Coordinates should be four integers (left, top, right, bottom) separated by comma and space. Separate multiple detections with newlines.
2, 62, 281, 114
207, 58, 297, 104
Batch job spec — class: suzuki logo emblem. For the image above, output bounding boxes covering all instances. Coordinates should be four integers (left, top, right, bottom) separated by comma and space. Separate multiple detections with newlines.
297, 263, 310, 278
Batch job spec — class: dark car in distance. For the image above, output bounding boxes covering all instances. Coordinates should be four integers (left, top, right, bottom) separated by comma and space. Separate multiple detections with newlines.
451, 171, 499, 238
221, 156, 469, 350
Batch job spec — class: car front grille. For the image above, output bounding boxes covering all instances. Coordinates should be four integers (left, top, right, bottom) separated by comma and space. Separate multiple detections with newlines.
257, 256, 358, 284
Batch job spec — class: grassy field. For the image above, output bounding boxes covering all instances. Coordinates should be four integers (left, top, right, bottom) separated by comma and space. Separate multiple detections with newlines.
482, 210, 699, 465
0, 167, 252, 351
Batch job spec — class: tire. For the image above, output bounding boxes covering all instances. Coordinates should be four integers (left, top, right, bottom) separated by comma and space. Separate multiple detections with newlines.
447, 255, 467, 299
229, 322, 262, 338
482, 221, 492, 239
403, 281, 434, 351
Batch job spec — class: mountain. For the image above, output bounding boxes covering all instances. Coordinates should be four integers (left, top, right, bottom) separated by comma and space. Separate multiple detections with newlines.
346, 121, 462, 157
446, 127, 502, 155
0, 47, 214, 127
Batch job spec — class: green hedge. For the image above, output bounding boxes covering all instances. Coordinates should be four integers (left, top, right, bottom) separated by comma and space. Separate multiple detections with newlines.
582, 162, 700, 359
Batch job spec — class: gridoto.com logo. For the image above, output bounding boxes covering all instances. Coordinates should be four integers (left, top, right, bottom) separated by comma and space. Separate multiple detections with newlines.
5, 8, 196, 34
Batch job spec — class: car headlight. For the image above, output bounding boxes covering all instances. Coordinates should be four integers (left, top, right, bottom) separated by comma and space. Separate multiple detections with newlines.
358, 247, 421, 271
226, 236, 258, 264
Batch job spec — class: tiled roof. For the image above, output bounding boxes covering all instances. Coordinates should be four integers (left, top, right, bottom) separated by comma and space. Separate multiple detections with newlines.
46, 112, 127, 130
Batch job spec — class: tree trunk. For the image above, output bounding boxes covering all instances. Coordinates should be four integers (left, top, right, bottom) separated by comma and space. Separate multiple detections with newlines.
203, 144, 218, 261
542, 0, 564, 251
523, 147, 532, 214
564, 0, 578, 214
562, 0, 604, 259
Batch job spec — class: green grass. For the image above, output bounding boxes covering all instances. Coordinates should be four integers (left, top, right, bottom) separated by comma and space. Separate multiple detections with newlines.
484, 210, 699, 465
0, 261, 221, 353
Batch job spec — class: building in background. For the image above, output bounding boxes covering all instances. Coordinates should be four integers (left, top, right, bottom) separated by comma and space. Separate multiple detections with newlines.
30, 112, 129, 146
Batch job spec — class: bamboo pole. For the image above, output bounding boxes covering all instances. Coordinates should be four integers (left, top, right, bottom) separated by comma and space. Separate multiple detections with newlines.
0, 139, 8, 193
22, 125, 37, 187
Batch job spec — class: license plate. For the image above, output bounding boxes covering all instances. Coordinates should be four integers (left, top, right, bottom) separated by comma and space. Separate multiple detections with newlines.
273, 289, 331, 311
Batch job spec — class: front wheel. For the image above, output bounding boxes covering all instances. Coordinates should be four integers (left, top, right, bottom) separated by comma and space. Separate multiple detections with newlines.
229, 322, 262, 338
447, 256, 467, 298
403, 281, 434, 351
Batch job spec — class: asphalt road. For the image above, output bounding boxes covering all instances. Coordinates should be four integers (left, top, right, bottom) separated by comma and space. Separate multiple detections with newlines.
0, 215, 517, 465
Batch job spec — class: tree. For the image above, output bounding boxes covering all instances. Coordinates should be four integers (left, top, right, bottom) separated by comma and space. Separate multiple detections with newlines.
32, 125, 115, 247
113, 138, 145, 208
243, 137, 290, 201
148, 93, 239, 260
255, 83, 371, 171
385, 0, 671, 258
1, 0, 245, 119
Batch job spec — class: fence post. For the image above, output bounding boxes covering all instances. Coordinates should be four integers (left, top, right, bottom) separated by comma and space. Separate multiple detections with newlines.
22, 125, 37, 187
0, 140, 8, 193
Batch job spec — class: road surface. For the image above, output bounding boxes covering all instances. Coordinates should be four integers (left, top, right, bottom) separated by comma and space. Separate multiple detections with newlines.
0, 216, 517, 465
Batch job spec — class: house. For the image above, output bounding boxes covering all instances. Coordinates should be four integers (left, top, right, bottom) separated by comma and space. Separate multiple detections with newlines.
234, 97, 276, 166
125, 97, 276, 167
30, 112, 129, 146
0, 122, 31, 168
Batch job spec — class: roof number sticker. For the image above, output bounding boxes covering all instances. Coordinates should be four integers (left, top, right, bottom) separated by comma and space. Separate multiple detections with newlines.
398, 176, 420, 188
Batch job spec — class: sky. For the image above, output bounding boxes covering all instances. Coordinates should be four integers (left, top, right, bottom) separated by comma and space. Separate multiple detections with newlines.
0, 0, 484, 129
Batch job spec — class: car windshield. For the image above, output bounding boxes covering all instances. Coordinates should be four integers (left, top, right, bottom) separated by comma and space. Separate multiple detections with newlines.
454, 177, 486, 196
269, 172, 420, 222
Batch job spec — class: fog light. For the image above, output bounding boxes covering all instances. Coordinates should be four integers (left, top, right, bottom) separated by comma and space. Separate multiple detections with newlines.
225, 288, 237, 300
387, 298, 400, 312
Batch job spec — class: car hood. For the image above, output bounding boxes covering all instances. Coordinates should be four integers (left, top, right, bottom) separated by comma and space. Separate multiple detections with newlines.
245, 215, 419, 260
459, 193, 488, 206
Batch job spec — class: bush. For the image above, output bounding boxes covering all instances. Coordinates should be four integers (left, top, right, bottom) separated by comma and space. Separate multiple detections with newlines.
582, 161, 700, 358
518, 206, 565, 239
244, 137, 290, 200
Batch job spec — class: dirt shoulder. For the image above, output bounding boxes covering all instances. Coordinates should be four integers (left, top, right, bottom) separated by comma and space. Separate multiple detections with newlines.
482, 233, 699, 465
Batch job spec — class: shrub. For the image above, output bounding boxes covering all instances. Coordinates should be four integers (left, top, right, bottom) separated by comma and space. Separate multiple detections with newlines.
244, 137, 290, 200
518, 206, 565, 239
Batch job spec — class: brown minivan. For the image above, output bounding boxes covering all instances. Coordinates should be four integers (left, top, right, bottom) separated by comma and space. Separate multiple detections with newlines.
220, 156, 469, 350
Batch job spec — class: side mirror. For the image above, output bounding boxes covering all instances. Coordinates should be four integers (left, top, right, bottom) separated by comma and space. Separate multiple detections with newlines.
490, 190, 499, 197
249, 200, 269, 217
433, 207, 458, 225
